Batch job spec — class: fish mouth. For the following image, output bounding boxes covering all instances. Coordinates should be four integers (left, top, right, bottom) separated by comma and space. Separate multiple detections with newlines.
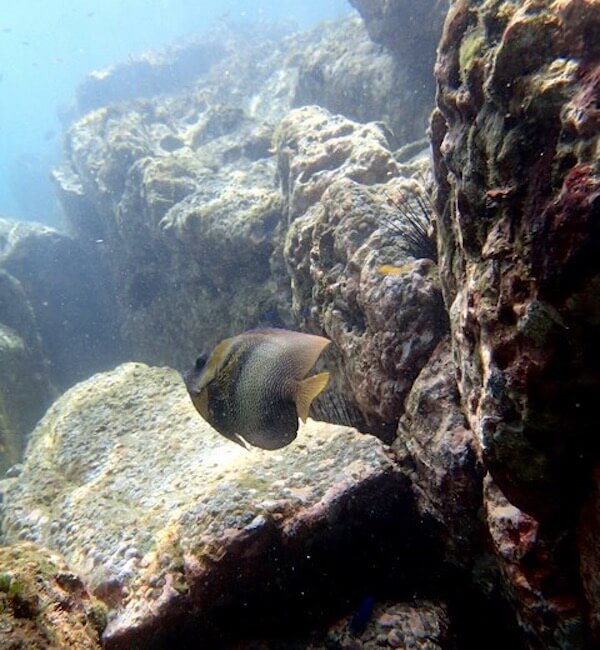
181, 368, 199, 395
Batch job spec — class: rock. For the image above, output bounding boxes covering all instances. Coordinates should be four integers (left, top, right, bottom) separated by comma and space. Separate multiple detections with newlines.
0, 217, 126, 390
293, 18, 429, 146
349, 0, 447, 84
0, 322, 50, 475
0, 542, 106, 649
281, 107, 446, 433
275, 105, 398, 220
1, 363, 415, 648
394, 338, 483, 567
484, 475, 590, 648
0, 233, 54, 472
55, 17, 438, 372
319, 600, 449, 649
579, 465, 600, 645
431, 0, 600, 519
76, 38, 228, 113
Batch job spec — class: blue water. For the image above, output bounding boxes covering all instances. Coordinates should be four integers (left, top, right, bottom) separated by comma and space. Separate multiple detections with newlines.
0, 0, 349, 225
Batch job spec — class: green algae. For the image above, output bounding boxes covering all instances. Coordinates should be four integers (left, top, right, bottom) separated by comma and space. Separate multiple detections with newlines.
459, 28, 485, 82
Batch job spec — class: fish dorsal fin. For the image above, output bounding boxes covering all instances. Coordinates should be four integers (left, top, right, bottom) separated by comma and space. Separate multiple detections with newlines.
295, 371, 330, 423
197, 337, 236, 389
272, 331, 331, 377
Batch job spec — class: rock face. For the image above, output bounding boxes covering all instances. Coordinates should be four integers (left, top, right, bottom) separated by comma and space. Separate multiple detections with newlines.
349, 0, 448, 131
0, 217, 124, 472
293, 18, 431, 146
0, 265, 53, 472
0, 542, 105, 649
280, 106, 446, 434
0, 219, 127, 392
1, 363, 416, 648
432, 0, 600, 645
76, 39, 227, 114
432, 0, 600, 520
394, 338, 483, 568
54, 16, 437, 378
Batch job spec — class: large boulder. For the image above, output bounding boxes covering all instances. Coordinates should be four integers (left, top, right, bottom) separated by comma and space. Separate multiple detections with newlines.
0, 218, 126, 391
432, 0, 600, 519
54, 16, 437, 373
1, 363, 419, 648
432, 0, 600, 644
349, 0, 448, 133
281, 106, 446, 435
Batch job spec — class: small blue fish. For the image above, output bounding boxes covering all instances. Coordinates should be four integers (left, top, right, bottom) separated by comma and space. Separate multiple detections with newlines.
349, 595, 375, 636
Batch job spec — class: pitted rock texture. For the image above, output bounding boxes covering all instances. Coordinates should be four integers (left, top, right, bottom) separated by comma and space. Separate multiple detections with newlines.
318, 600, 449, 649
394, 338, 483, 568
281, 107, 446, 433
1, 363, 413, 648
55, 17, 434, 372
0, 542, 105, 649
484, 476, 590, 649
431, 0, 600, 519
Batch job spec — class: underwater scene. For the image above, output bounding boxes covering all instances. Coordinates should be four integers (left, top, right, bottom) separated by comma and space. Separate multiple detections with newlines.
0, 0, 598, 648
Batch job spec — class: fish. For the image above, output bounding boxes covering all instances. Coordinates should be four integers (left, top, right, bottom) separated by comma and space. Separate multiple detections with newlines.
349, 595, 376, 636
183, 328, 331, 450
378, 263, 413, 276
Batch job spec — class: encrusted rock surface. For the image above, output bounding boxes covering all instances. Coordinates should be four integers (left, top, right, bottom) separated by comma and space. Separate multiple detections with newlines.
432, 0, 600, 516
293, 18, 429, 146
349, 0, 447, 64
484, 475, 589, 648
0, 542, 106, 649
579, 466, 600, 644
281, 106, 446, 433
432, 0, 600, 644
1, 363, 415, 647
316, 600, 449, 649
394, 338, 482, 567
54, 16, 436, 377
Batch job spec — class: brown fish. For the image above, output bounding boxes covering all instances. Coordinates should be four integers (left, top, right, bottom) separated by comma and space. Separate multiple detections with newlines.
184, 328, 331, 450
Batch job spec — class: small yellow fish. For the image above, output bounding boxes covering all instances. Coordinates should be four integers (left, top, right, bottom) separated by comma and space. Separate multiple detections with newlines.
378, 263, 413, 276
184, 328, 331, 450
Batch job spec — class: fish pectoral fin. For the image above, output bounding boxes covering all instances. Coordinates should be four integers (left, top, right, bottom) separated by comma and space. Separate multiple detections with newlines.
296, 372, 330, 423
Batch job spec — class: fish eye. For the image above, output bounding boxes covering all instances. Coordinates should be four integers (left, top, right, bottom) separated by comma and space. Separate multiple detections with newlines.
195, 354, 207, 372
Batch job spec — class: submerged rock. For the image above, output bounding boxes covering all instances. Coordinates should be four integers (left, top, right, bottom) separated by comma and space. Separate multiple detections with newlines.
55, 16, 436, 375
280, 107, 446, 434
0, 264, 53, 473
0, 542, 105, 649
0, 217, 126, 392
394, 338, 483, 568
317, 600, 449, 649
432, 0, 600, 644
432, 0, 600, 521
1, 363, 415, 647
